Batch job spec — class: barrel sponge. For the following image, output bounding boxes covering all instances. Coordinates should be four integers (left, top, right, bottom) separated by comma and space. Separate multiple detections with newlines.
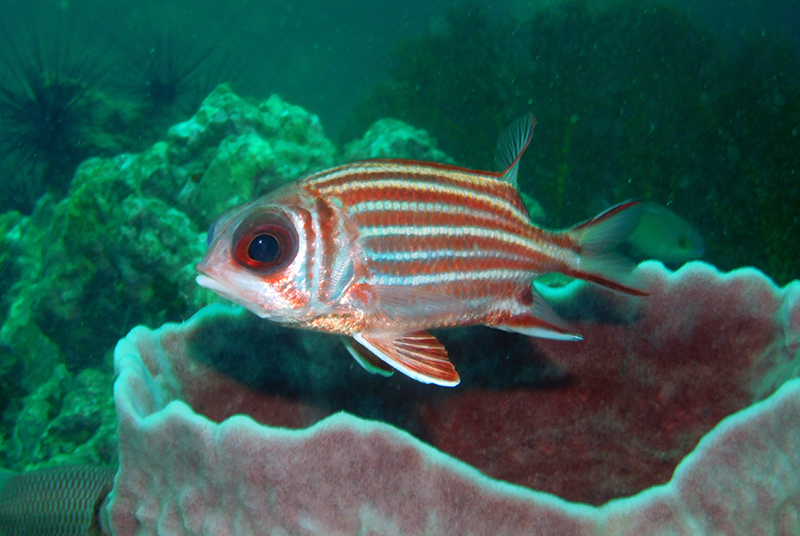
106, 261, 800, 535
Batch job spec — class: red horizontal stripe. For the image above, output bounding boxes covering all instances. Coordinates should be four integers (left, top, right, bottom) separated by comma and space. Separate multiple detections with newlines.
362, 234, 543, 259
305, 165, 528, 217
332, 183, 524, 217
368, 259, 534, 278
353, 210, 531, 235
307, 161, 493, 190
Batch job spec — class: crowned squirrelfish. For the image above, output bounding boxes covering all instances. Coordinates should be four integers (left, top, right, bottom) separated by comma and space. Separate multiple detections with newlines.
196, 115, 646, 386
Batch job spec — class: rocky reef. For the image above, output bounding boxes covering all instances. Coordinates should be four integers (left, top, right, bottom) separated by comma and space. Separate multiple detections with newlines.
0, 85, 444, 471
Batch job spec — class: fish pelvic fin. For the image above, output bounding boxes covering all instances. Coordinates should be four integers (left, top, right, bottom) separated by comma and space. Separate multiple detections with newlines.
353, 331, 460, 387
495, 114, 536, 188
342, 337, 395, 377
566, 200, 649, 296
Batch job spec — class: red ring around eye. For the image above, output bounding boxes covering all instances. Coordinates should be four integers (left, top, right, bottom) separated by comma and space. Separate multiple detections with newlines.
233, 215, 298, 274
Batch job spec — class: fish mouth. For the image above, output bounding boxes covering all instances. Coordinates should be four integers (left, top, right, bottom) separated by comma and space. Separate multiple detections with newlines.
195, 274, 229, 295
195, 274, 243, 305
195, 274, 271, 319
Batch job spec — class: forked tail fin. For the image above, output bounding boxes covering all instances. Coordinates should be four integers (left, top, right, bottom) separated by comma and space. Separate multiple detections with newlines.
565, 200, 648, 296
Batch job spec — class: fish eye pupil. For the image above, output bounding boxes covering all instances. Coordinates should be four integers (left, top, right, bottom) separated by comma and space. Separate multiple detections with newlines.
249, 234, 280, 263
233, 216, 298, 273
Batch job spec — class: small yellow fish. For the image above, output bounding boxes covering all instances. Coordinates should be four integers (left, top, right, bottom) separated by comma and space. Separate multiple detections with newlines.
628, 202, 704, 265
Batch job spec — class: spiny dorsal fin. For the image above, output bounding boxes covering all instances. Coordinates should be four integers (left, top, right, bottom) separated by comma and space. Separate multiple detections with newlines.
494, 114, 536, 187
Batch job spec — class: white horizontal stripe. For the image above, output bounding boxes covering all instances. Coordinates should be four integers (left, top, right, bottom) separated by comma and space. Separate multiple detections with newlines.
349, 200, 473, 216
348, 201, 507, 225
366, 248, 522, 262
317, 177, 530, 225
304, 165, 363, 186
362, 225, 533, 250
307, 163, 484, 187
320, 178, 470, 196
371, 269, 527, 286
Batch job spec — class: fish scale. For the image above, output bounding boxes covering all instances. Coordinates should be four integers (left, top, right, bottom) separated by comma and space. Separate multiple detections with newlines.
303, 162, 558, 290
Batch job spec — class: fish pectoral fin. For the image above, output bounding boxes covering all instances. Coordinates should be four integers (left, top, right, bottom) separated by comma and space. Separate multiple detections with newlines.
342, 337, 395, 377
364, 285, 471, 329
354, 331, 460, 387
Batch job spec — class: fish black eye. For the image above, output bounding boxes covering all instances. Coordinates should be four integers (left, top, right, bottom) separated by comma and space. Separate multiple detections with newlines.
233, 213, 298, 274
248, 234, 280, 263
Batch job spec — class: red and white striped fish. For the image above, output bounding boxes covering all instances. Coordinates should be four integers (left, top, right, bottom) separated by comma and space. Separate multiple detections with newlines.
196, 115, 646, 386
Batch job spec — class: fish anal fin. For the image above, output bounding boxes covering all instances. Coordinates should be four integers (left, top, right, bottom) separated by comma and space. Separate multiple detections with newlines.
499, 313, 583, 341
498, 284, 582, 341
342, 337, 395, 377
354, 331, 460, 387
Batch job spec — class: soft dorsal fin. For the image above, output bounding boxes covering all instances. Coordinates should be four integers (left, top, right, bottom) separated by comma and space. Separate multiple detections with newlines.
494, 114, 536, 187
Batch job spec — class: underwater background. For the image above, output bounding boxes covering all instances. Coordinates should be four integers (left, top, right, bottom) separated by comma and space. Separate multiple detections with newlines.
0, 0, 799, 532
